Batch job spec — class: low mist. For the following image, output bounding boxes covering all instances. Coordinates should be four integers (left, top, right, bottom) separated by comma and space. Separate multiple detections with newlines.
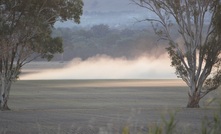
20, 55, 176, 80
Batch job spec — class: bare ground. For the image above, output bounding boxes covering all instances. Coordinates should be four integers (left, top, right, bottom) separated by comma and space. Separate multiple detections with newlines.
0, 80, 220, 134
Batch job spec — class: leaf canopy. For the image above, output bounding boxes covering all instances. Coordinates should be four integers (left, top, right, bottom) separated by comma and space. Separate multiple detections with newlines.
0, 0, 83, 61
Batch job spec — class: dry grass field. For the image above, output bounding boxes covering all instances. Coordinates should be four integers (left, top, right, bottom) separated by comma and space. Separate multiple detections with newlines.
0, 79, 220, 134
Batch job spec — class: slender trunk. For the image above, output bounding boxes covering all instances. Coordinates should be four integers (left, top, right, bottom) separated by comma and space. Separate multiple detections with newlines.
0, 96, 10, 111
0, 75, 12, 111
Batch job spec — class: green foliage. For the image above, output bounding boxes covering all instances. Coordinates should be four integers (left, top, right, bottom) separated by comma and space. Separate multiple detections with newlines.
0, 0, 83, 61
202, 103, 221, 134
148, 125, 163, 134
122, 105, 221, 134
204, 71, 221, 91
122, 112, 177, 134
212, 3, 221, 35
166, 45, 187, 79
40, 37, 63, 61
202, 24, 221, 92
122, 126, 130, 134
0, 0, 83, 67
162, 113, 177, 134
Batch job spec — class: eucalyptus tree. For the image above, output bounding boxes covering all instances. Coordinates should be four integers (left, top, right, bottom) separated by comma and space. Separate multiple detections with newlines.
0, 0, 83, 110
133, 0, 221, 108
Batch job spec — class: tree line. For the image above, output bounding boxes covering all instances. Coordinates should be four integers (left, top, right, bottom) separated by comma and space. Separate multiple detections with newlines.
52, 24, 168, 61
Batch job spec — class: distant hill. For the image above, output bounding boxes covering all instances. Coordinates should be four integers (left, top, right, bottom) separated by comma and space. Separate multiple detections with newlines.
51, 25, 169, 61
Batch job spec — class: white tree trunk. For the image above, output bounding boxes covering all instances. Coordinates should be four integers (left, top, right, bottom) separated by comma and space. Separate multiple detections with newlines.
0, 74, 12, 110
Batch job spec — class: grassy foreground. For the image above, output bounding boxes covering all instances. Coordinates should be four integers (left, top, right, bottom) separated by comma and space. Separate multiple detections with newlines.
0, 80, 220, 134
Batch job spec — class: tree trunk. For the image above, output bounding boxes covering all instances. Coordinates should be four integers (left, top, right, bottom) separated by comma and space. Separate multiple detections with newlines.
0, 92, 11, 111
187, 93, 200, 108
0, 96, 10, 111
0, 75, 12, 111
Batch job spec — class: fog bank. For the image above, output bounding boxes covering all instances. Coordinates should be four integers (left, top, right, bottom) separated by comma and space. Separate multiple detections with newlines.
20, 55, 176, 80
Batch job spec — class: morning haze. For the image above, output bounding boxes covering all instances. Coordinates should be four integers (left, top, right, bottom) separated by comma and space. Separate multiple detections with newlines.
1, 0, 221, 134
24, 0, 173, 80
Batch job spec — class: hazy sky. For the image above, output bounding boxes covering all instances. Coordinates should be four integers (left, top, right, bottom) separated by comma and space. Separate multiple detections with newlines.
55, 0, 147, 28
83, 0, 143, 12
